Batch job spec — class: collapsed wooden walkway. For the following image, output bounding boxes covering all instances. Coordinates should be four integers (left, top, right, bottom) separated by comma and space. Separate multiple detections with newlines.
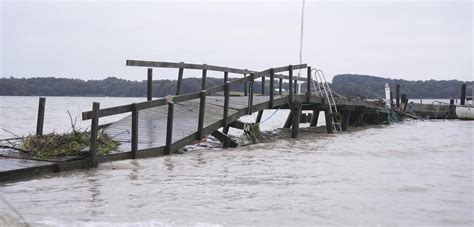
0, 60, 389, 182
80, 60, 388, 166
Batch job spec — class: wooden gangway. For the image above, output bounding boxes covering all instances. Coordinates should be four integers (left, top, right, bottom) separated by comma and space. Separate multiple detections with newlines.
81, 60, 388, 166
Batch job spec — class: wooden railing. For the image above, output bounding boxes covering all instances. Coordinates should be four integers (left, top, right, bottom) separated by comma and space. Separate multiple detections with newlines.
82, 60, 309, 166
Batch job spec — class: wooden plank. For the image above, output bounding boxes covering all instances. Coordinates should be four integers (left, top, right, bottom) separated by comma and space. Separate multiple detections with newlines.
126, 60, 249, 74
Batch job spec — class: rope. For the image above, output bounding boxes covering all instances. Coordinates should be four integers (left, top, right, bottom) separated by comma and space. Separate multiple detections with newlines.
257, 105, 282, 125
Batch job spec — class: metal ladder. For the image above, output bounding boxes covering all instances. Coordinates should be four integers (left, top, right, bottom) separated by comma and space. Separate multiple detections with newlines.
311, 69, 342, 132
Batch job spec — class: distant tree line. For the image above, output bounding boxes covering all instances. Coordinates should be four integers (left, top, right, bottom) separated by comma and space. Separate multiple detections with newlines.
0, 75, 472, 99
330, 74, 473, 99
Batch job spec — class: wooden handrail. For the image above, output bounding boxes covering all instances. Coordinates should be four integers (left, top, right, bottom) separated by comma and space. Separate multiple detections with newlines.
82, 63, 308, 120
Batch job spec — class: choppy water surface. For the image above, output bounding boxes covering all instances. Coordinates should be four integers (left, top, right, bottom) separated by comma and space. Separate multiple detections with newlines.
0, 96, 473, 226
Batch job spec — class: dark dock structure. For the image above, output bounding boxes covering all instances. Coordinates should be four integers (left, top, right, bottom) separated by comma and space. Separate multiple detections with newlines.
1, 60, 390, 182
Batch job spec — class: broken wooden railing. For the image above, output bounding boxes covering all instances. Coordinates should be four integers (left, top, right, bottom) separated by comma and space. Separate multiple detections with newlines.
82, 61, 309, 166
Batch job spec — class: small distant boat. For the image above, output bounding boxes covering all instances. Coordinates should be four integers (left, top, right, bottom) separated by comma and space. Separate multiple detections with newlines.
455, 105, 474, 120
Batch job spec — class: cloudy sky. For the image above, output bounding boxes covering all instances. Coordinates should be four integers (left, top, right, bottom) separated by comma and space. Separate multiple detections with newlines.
1, 0, 472, 82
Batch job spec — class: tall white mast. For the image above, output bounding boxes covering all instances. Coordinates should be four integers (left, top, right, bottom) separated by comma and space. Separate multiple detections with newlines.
297, 0, 305, 94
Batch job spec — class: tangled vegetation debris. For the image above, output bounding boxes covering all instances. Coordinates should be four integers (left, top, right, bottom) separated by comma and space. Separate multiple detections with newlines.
19, 130, 119, 159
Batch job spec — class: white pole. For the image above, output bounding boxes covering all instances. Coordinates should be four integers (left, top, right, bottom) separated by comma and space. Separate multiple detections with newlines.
297, 0, 305, 94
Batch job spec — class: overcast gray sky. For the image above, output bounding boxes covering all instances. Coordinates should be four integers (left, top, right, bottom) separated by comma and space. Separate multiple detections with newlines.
1, 0, 472, 82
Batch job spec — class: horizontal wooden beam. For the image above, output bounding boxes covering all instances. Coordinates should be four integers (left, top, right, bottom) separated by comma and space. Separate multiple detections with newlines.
127, 60, 250, 74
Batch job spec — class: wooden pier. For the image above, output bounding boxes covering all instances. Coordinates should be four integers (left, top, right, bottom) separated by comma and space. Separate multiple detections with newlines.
0, 60, 390, 182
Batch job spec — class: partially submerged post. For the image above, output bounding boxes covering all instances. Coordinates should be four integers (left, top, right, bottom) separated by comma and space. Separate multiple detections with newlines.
165, 102, 174, 154
36, 97, 46, 136
309, 110, 319, 127
291, 102, 302, 138
324, 108, 334, 134
131, 103, 138, 159
88, 102, 100, 168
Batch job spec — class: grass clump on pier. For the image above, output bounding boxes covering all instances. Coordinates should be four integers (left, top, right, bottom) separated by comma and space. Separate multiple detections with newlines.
20, 131, 119, 159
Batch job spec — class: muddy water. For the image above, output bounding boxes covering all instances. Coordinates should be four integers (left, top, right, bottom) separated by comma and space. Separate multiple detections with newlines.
0, 97, 473, 226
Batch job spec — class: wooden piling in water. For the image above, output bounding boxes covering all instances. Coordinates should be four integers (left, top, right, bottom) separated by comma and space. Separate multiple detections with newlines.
88, 102, 100, 168
248, 74, 254, 115
461, 84, 466, 105
223, 82, 230, 129
36, 97, 46, 136
165, 102, 174, 154
341, 110, 352, 131
147, 68, 153, 101
261, 75, 265, 95
291, 102, 302, 138
324, 108, 334, 134
310, 109, 319, 127
283, 111, 293, 128
131, 103, 138, 159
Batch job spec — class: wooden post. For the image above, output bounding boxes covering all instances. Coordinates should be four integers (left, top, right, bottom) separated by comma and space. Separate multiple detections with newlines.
306, 67, 311, 102
224, 71, 229, 83
244, 73, 248, 96
36, 97, 46, 136
165, 102, 174, 154
279, 78, 283, 95
261, 75, 265, 95
291, 102, 302, 138
341, 110, 352, 131
131, 103, 138, 159
269, 68, 275, 108
310, 109, 319, 127
88, 102, 100, 168
198, 90, 206, 139
147, 68, 153, 101
223, 82, 230, 129
395, 84, 400, 108
289, 65, 293, 103
324, 108, 334, 134
176, 67, 184, 95
202, 66, 207, 90
256, 111, 263, 123
461, 84, 466, 105
248, 73, 254, 115
294, 80, 298, 95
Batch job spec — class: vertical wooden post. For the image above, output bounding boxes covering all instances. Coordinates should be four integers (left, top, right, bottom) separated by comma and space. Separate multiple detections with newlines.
269, 68, 275, 108
294, 80, 298, 95
279, 78, 283, 95
202, 66, 207, 90
131, 103, 138, 159
165, 102, 174, 154
223, 82, 230, 129
291, 102, 302, 138
306, 67, 311, 102
36, 97, 46, 136
310, 109, 319, 127
89, 102, 100, 168
176, 67, 184, 95
261, 75, 265, 94
224, 71, 229, 83
289, 65, 293, 104
248, 73, 254, 115
324, 108, 334, 134
460, 84, 466, 105
198, 90, 207, 139
244, 72, 248, 96
395, 84, 400, 108
341, 110, 352, 131
256, 111, 264, 123
147, 68, 153, 101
